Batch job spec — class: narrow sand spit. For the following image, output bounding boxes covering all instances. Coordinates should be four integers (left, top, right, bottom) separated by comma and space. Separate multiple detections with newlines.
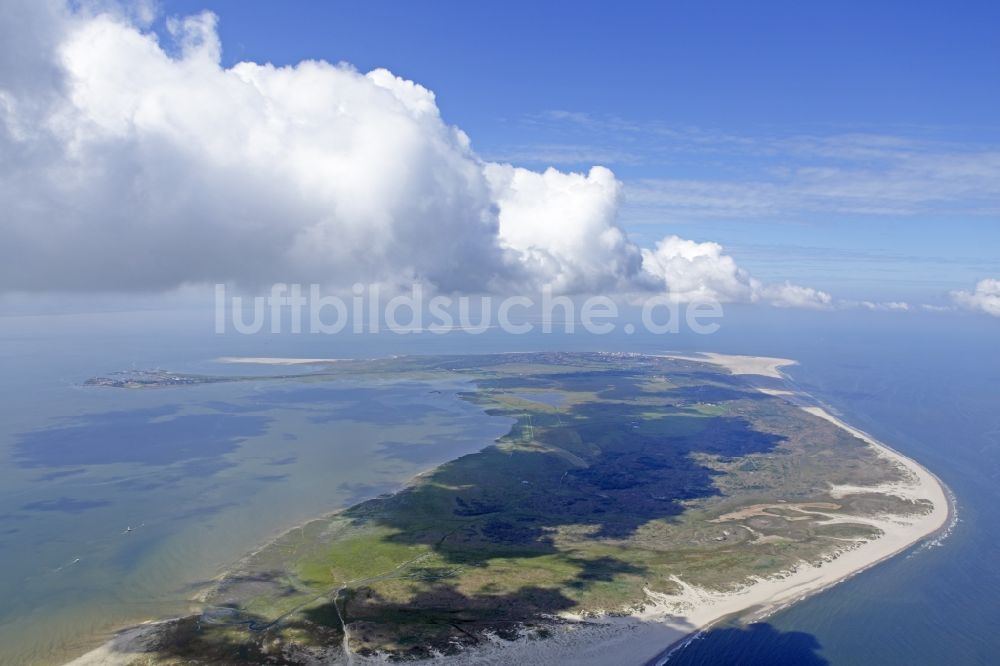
215, 356, 343, 365
430, 354, 951, 666
65, 353, 951, 666
63, 623, 165, 666
659, 352, 798, 379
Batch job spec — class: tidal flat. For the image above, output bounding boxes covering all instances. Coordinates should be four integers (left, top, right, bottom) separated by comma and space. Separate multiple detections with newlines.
67, 352, 948, 665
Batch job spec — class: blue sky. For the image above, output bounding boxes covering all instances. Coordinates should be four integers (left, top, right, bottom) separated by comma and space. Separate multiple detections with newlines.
1, 1, 997, 314
149, 0, 999, 303
158, 1, 998, 131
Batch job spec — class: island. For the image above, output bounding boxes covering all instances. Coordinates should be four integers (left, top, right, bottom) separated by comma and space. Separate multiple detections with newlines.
70, 352, 950, 665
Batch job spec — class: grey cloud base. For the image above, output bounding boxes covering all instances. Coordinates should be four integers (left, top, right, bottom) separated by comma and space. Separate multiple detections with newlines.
0, 0, 829, 308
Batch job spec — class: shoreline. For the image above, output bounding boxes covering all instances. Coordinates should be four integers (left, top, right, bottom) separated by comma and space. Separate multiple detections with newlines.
409, 354, 953, 666
63, 353, 953, 666
214, 356, 344, 365
632, 353, 954, 665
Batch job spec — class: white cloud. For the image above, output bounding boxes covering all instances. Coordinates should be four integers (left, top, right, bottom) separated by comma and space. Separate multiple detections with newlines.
626, 144, 1000, 221
0, 3, 510, 292
517, 112, 1000, 222
760, 283, 834, 310
0, 0, 827, 309
485, 164, 648, 293
951, 279, 1000, 317
638, 236, 832, 308
640, 236, 755, 303
860, 300, 910, 312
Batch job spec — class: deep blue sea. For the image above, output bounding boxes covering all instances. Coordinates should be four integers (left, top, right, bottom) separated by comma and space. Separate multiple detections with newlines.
0, 305, 996, 665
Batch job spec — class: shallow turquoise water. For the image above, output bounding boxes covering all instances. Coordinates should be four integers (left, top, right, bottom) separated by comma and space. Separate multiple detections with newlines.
0, 313, 513, 665
0, 306, 996, 665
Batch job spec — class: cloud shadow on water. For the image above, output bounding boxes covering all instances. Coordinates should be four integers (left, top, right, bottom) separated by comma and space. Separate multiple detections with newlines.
13, 405, 270, 468
663, 623, 828, 666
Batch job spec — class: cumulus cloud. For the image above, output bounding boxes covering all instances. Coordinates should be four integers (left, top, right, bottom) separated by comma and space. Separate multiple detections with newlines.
485, 164, 647, 293
641, 236, 755, 303
639, 237, 833, 308
0, 0, 826, 308
1, 2, 509, 292
951, 279, 1000, 317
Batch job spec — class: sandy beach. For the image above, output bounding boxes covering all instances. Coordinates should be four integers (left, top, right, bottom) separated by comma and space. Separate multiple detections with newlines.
64, 353, 952, 666
412, 353, 952, 666
215, 356, 344, 365
475, 352, 950, 666
659, 352, 799, 379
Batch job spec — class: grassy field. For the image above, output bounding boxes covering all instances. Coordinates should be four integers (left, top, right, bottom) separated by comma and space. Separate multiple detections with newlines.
139, 352, 927, 663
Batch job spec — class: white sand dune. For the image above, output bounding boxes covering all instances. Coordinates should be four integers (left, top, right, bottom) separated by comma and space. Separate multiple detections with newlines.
432, 354, 951, 665
66, 353, 951, 666
215, 356, 343, 365
658, 352, 798, 379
